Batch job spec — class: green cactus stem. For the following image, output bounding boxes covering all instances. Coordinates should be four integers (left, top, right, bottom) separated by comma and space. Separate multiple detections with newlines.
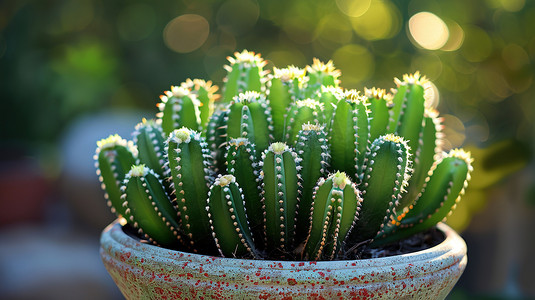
226, 91, 273, 158
180, 78, 220, 132
205, 108, 229, 174
365, 87, 393, 142
133, 119, 174, 198
222, 50, 267, 103
399, 109, 444, 208
294, 123, 330, 243
167, 127, 217, 254
284, 99, 324, 145
95, 134, 137, 217
347, 134, 412, 245
313, 86, 344, 133
304, 58, 341, 95
206, 174, 258, 258
267, 66, 307, 141
328, 90, 371, 183
374, 149, 473, 246
302, 172, 362, 261
133, 119, 166, 176
121, 164, 182, 248
260, 142, 302, 256
226, 138, 264, 242
157, 85, 202, 136
387, 72, 427, 157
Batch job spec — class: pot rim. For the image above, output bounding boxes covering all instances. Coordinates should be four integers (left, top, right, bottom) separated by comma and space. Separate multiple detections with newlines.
101, 219, 466, 270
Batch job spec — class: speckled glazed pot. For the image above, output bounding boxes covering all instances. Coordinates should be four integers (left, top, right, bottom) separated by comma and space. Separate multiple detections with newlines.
100, 221, 467, 299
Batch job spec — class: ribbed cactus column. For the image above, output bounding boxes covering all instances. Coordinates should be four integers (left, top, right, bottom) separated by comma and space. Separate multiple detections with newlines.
328, 90, 371, 183
205, 108, 229, 174
95, 134, 136, 217
222, 50, 267, 103
304, 58, 341, 96
314, 86, 343, 133
388, 72, 427, 161
348, 134, 412, 245
294, 123, 330, 243
303, 172, 362, 261
365, 87, 393, 142
260, 142, 301, 257
284, 99, 324, 145
267, 66, 306, 141
179, 79, 219, 132
120, 165, 182, 248
374, 149, 472, 246
226, 91, 273, 158
167, 128, 217, 254
132, 119, 173, 196
226, 138, 264, 243
157, 85, 202, 136
206, 175, 258, 258
400, 109, 443, 208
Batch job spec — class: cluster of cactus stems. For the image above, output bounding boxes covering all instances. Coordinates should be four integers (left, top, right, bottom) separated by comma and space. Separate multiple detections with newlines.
95, 50, 473, 261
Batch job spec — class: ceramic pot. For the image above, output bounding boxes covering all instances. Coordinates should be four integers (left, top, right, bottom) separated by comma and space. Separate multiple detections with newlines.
100, 220, 467, 299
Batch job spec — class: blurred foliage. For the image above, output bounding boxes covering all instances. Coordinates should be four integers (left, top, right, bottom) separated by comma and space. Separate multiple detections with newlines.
1, 0, 533, 214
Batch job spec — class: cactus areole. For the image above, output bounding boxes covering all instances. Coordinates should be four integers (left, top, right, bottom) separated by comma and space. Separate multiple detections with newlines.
97, 50, 472, 298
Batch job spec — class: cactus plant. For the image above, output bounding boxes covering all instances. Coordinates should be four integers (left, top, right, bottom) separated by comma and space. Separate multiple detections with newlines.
95, 50, 473, 261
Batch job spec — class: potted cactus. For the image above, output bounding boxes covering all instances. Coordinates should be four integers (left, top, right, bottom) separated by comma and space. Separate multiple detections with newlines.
98, 50, 472, 299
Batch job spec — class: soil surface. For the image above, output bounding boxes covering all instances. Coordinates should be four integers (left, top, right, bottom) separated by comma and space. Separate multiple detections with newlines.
358, 227, 444, 259
123, 224, 445, 261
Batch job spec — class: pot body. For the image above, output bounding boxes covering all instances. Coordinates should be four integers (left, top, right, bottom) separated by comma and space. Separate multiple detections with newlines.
100, 221, 467, 299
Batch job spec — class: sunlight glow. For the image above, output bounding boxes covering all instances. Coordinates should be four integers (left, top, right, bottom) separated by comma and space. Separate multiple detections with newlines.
409, 12, 449, 50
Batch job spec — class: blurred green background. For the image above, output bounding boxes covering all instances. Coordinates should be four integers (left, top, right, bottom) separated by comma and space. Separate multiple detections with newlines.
0, 0, 533, 299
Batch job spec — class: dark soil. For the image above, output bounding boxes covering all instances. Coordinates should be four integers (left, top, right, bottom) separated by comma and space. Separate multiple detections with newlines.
358, 227, 444, 259
122, 224, 445, 261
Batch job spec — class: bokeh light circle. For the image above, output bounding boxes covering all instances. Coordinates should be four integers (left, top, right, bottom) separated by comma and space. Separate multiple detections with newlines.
336, 0, 372, 17
163, 14, 210, 53
332, 44, 374, 87
350, 0, 401, 41
408, 12, 449, 50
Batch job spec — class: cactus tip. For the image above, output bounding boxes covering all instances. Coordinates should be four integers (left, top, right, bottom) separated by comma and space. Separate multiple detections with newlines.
332, 171, 350, 189
128, 164, 149, 177
301, 122, 324, 132
306, 58, 341, 78
215, 174, 236, 187
170, 127, 193, 144
229, 138, 250, 147
273, 66, 306, 82
395, 71, 429, 87
234, 91, 262, 103
344, 89, 368, 104
96, 134, 127, 149
270, 142, 288, 154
